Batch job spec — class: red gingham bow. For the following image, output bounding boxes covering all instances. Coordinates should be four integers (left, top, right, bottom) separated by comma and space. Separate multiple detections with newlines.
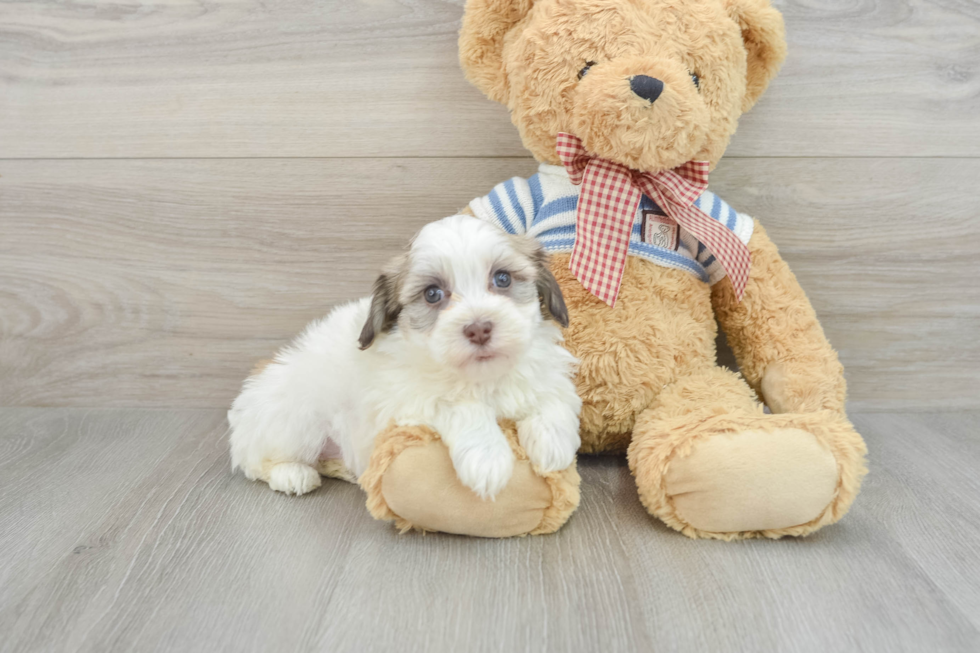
555, 132, 751, 306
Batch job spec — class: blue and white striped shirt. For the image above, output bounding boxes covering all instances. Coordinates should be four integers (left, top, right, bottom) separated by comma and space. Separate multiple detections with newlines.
468, 163, 754, 285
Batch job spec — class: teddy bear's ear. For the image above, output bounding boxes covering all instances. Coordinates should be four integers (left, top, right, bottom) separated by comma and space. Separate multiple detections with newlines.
725, 0, 788, 112
459, 0, 535, 104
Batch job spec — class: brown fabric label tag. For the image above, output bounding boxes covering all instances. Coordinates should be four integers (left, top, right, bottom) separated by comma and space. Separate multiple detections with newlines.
642, 208, 679, 250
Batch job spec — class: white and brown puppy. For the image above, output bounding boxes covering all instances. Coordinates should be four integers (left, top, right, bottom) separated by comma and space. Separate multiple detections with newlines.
228, 215, 581, 499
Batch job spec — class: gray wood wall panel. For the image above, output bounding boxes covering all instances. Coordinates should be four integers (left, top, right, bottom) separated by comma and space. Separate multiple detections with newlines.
1, 157, 977, 409
1, 0, 978, 410
0, 0, 978, 158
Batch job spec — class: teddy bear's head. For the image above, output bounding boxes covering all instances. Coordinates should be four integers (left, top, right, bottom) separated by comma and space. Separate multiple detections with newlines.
460, 0, 786, 172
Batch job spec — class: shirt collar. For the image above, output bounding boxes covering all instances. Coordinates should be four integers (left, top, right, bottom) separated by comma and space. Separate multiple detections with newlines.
538, 162, 569, 179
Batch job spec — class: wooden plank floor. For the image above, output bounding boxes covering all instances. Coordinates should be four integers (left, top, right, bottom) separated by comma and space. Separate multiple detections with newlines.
1, 408, 978, 653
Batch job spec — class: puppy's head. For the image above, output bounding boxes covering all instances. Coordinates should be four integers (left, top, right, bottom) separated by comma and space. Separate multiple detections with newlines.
358, 215, 567, 378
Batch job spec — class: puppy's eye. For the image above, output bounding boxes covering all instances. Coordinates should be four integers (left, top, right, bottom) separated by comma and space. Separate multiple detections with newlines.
690, 72, 700, 90
423, 285, 445, 304
577, 61, 597, 81
492, 271, 512, 288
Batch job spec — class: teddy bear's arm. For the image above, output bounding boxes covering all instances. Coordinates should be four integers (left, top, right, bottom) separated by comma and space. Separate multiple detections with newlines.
711, 220, 847, 415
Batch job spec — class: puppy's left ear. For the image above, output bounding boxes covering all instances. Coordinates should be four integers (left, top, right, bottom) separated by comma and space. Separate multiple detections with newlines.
530, 248, 569, 328
537, 265, 569, 328
358, 256, 406, 350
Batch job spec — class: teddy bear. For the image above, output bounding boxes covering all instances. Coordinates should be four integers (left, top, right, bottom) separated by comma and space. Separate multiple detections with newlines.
356, 0, 868, 540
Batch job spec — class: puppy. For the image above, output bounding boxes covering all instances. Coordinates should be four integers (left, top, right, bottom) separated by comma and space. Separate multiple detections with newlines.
228, 215, 581, 499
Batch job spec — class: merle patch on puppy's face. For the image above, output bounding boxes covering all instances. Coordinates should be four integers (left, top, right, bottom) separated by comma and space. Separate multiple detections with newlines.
359, 215, 567, 378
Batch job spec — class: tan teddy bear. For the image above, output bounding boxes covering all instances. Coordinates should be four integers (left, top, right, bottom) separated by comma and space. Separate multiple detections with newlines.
359, 0, 868, 540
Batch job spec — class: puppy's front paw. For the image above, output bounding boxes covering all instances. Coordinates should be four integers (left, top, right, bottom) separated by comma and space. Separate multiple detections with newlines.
268, 462, 322, 496
450, 438, 514, 501
518, 416, 579, 472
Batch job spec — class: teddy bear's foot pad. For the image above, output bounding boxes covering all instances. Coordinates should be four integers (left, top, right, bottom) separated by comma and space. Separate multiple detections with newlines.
664, 428, 838, 533
361, 423, 581, 537
382, 442, 555, 537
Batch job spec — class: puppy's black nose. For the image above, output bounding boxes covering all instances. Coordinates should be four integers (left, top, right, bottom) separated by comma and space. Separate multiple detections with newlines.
630, 75, 664, 103
464, 321, 493, 346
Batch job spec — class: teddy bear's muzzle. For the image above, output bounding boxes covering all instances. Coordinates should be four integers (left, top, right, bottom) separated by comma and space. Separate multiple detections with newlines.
569, 58, 711, 174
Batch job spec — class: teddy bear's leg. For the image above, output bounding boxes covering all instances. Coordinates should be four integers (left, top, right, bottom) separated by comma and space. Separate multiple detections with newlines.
627, 367, 867, 540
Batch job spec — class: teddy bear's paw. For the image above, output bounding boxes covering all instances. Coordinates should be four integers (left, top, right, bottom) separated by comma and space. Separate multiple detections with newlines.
267, 462, 322, 496
662, 427, 840, 534
450, 437, 515, 501
517, 415, 579, 473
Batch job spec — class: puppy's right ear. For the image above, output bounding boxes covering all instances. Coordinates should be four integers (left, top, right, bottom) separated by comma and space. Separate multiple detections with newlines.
358, 257, 406, 350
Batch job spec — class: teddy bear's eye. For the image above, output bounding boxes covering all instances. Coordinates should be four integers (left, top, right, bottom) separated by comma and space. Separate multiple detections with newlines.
690, 72, 701, 90
577, 61, 597, 81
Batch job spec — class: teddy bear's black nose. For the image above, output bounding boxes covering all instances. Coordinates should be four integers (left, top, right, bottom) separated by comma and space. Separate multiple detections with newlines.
630, 75, 664, 103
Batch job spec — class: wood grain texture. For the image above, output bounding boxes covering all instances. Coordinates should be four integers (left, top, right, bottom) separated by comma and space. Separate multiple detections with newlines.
2, 157, 977, 409
0, 157, 537, 407
1, 0, 978, 158
0, 408, 978, 652
2, 0, 976, 646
